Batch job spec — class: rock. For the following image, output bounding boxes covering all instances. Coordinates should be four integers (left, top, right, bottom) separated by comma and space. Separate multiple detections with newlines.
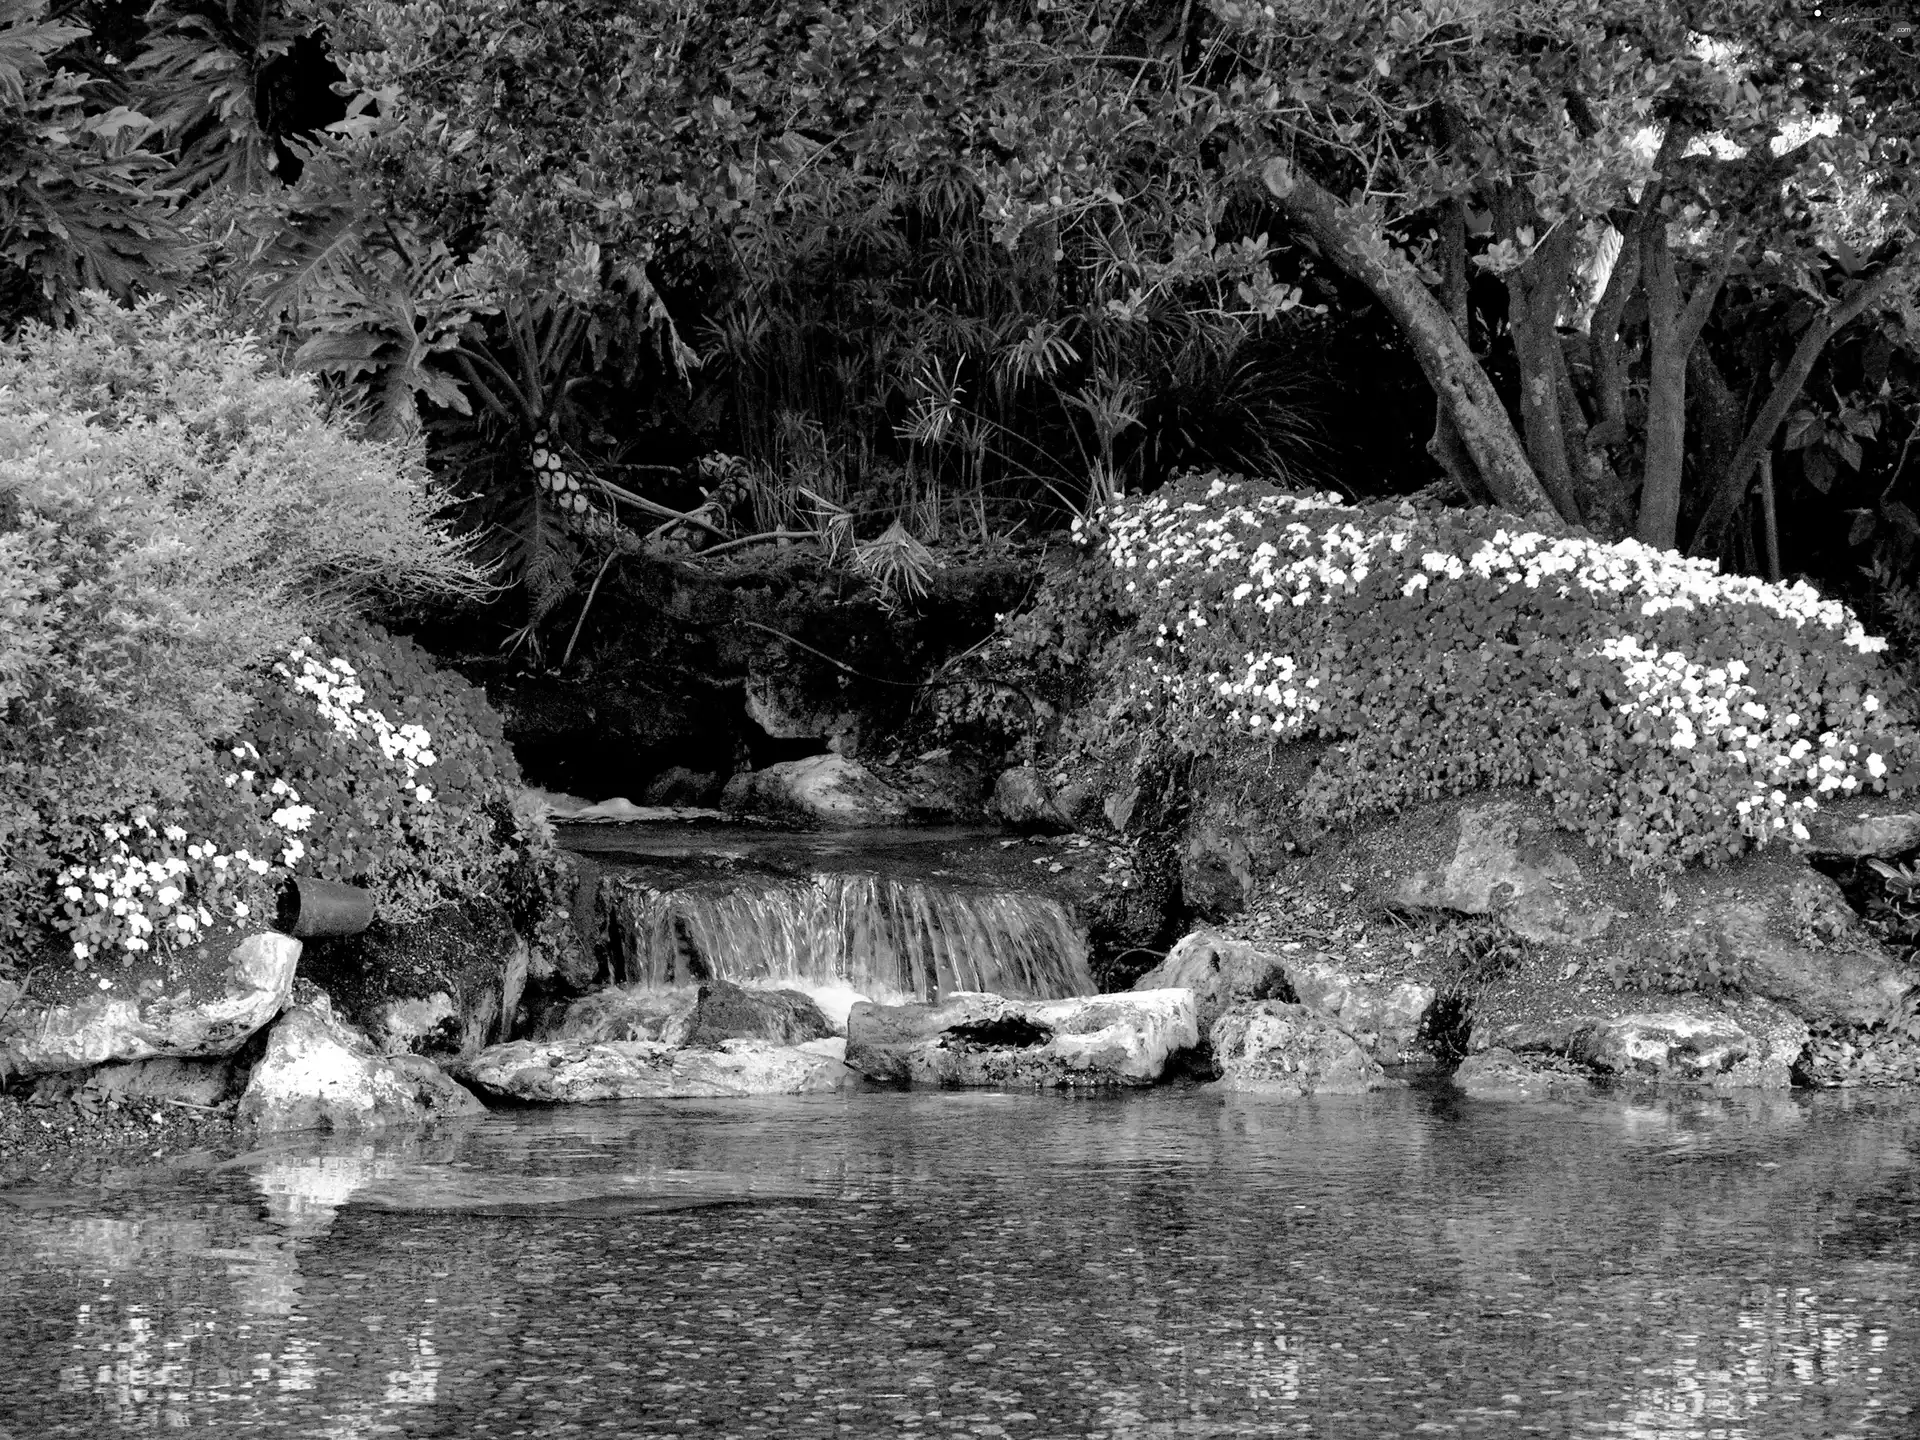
237, 991, 485, 1133
846, 990, 1198, 1088
1284, 959, 1436, 1065
455, 1036, 856, 1103
1695, 869, 1917, 1023
1801, 798, 1920, 859
1, 932, 301, 1079
641, 766, 721, 807
1569, 1002, 1809, 1088
1390, 800, 1617, 944
1132, 929, 1295, 1037
684, 978, 835, 1047
552, 796, 730, 823
745, 665, 861, 751
990, 766, 1071, 833
722, 754, 911, 826
86, 1056, 238, 1108
297, 902, 526, 1062
1486, 998, 1810, 1089
845, 993, 1013, 1082
543, 985, 698, 1044
1103, 787, 1139, 834
1180, 760, 1258, 919
1451, 1049, 1595, 1102
1134, 930, 1434, 1063
1209, 1001, 1386, 1095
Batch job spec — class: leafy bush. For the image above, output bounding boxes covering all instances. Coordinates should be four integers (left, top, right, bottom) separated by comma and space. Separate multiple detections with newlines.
1602, 932, 1756, 996
0, 295, 491, 967
997, 471, 1919, 872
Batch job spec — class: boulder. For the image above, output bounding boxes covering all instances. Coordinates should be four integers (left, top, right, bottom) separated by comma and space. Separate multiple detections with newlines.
1132, 930, 1295, 1037
1389, 799, 1617, 944
684, 978, 835, 1047
455, 1036, 856, 1103
846, 989, 1198, 1088
237, 991, 485, 1133
1693, 870, 1916, 1023
1209, 1001, 1386, 1095
990, 767, 1071, 834
1801, 798, 1920, 859
722, 754, 911, 826
1, 932, 301, 1079
1134, 930, 1435, 1063
1285, 959, 1436, 1066
1451, 1049, 1595, 1102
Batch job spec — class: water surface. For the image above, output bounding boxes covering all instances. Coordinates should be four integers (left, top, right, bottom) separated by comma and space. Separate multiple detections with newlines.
3, 1087, 1917, 1438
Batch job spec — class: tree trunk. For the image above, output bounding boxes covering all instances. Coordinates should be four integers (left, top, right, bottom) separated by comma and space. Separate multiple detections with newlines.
1503, 218, 1584, 521
1263, 156, 1559, 519
1688, 252, 1913, 557
1636, 230, 1732, 550
1425, 197, 1485, 498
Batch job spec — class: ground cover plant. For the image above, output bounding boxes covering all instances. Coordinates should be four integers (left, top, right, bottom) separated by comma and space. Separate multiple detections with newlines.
992, 472, 1920, 873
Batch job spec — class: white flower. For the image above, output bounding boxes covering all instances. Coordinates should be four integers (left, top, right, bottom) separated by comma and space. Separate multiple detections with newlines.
248, 859, 270, 875
414, 785, 433, 804
72, 942, 89, 960
62, 885, 82, 902
156, 885, 181, 906
1868, 752, 1888, 779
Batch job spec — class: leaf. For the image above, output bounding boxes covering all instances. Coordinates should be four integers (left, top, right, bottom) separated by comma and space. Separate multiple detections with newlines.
1836, 435, 1863, 472
1886, 501, 1920, 539
1783, 410, 1822, 450
1848, 509, 1877, 546
1803, 450, 1836, 493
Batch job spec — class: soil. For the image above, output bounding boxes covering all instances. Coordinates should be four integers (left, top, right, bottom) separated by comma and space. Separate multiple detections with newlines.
0, 1087, 238, 1176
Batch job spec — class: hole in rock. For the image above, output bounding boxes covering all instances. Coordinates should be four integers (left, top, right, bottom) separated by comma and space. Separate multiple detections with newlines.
944, 1015, 1056, 1049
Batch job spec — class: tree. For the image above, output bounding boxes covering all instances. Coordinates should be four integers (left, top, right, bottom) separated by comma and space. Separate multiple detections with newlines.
1150, 0, 1920, 553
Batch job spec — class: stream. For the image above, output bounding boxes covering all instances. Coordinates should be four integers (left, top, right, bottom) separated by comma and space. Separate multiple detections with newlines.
4, 1086, 1918, 1438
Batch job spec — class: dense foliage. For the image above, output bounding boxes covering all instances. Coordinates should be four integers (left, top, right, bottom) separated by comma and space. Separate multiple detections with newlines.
0, 295, 495, 969
990, 472, 1918, 871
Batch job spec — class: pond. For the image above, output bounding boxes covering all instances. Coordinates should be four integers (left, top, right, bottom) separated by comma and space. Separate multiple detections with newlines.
2, 1086, 1916, 1438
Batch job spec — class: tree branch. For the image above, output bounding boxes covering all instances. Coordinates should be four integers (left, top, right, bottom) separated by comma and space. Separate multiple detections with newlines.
1688, 252, 1913, 556
1263, 156, 1558, 518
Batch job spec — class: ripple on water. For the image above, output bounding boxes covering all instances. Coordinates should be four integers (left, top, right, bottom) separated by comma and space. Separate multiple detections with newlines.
0, 1086, 1917, 1438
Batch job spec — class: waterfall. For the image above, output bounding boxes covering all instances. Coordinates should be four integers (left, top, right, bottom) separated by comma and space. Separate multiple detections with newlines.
598, 871, 1096, 1004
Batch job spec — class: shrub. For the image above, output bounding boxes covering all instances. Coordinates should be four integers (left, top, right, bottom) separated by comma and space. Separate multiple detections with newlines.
998, 471, 1919, 872
0, 295, 492, 967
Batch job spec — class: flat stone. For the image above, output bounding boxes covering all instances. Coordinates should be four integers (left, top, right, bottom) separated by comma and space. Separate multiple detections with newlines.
1390, 800, 1616, 944
847, 990, 1198, 1088
1451, 1049, 1594, 1102
1, 933, 301, 1078
1209, 1001, 1386, 1095
1487, 998, 1810, 1089
455, 1037, 857, 1103
237, 992, 485, 1133
722, 755, 911, 826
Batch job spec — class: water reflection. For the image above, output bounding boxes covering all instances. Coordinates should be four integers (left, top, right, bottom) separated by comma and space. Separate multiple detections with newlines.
0, 1087, 1915, 1437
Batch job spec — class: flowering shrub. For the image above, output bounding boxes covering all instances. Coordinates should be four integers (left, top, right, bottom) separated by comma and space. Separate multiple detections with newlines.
0, 295, 490, 969
42, 616, 546, 967
1026, 472, 1918, 871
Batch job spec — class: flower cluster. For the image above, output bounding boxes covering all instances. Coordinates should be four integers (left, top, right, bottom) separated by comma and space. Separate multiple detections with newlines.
1053, 471, 1916, 870
55, 811, 273, 963
278, 641, 439, 805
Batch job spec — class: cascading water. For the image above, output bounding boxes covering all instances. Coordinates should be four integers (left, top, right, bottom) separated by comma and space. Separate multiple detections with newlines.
599, 871, 1096, 1004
